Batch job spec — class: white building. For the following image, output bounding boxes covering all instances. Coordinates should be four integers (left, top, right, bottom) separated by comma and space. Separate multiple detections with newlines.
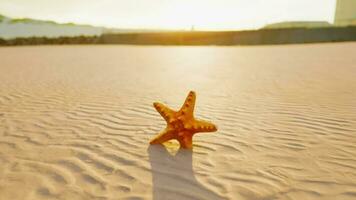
334, 0, 356, 25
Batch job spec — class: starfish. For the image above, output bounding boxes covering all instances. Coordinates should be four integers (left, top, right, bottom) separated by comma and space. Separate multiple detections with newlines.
150, 91, 217, 149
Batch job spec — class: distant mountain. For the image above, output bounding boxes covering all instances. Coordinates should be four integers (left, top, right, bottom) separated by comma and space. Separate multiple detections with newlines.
263, 21, 332, 29
0, 14, 144, 39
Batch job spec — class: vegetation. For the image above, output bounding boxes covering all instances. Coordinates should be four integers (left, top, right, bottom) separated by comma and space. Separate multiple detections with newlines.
0, 38, 6, 45
0, 36, 100, 46
63, 22, 76, 26
9, 18, 58, 25
0, 26, 356, 46
100, 26, 356, 45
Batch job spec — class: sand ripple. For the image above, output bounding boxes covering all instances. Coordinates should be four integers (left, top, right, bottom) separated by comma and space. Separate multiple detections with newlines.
1, 43, 356, 199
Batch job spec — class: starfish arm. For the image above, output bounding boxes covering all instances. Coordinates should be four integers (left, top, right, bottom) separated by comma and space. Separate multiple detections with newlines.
178, 134, 193, 149
153, 102, 176, 123
179, 91, 196, 117
193, 119, 218, 133
150, 128, 175, 145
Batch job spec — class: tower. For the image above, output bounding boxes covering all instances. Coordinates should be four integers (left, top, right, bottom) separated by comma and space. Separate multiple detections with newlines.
334, 0, 356, 25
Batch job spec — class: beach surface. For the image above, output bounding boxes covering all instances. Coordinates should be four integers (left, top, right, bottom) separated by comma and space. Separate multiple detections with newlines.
0, 43, 356, 200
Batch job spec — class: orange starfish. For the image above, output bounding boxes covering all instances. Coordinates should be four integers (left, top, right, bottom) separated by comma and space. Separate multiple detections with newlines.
150, 91, 217, 149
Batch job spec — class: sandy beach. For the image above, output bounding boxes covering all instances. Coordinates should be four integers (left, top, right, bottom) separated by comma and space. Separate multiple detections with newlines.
1, 43, 356, 200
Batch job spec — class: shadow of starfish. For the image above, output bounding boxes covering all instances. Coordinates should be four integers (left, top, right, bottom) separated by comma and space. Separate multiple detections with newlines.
148, 145, 223, 200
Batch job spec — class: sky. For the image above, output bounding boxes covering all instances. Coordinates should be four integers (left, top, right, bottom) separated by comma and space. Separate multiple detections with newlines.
0, 0, 337, 30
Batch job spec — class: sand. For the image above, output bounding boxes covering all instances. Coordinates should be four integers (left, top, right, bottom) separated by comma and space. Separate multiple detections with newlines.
0, 43, 356, 200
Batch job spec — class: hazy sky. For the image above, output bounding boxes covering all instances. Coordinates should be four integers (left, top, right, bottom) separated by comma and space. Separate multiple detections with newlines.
0, 0, 337, 30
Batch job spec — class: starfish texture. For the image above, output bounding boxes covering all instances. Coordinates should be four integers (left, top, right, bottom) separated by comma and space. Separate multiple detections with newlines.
150, 91, 217, 149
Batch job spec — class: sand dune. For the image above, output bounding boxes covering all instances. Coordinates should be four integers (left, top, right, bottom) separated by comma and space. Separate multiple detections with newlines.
0, 43, 356, 200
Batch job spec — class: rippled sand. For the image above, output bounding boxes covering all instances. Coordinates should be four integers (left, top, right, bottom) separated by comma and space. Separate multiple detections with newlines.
1, 43, 356, 200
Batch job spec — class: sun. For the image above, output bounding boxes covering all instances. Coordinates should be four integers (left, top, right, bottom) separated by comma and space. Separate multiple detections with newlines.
141, 0, 255, 31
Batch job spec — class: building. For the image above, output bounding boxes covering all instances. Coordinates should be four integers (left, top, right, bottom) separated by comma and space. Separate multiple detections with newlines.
334, 0, 356, 25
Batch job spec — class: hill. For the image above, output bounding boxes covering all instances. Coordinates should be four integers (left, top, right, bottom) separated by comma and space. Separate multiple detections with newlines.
263, 21, 332, 29
0, 14, 122, 39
